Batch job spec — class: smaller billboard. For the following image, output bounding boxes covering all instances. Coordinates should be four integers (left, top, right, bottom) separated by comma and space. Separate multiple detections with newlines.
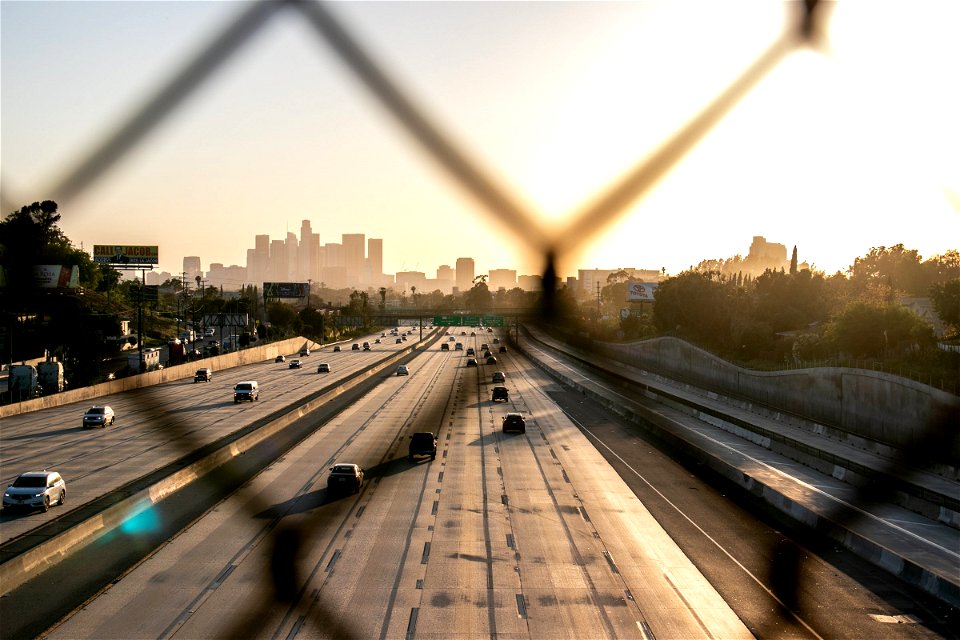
263, 282, 309, 298
93, 245, 159, 266
203, 313, 249, 328
34, 265, 80, 289
626, 282, 658, 302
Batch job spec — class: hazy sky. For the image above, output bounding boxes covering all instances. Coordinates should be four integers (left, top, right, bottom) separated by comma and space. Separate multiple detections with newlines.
3, 1, 958, 279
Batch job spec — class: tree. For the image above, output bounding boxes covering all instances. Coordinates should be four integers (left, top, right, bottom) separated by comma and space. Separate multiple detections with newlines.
0, 200, 112, 291
464, 280, 492, 313
827, 302, 935, 358
848, 244, 928, 298
653, 271, 732, 349
789, 246, 798, 275
929, 278, 960, 337
267, 302, 298, 335
751, 268, 830, 332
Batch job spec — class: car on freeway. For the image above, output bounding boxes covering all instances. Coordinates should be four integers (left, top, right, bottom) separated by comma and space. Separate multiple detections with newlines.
483, 350, 493, 359
402, 335, 407, 341
375, 338, 381, 344
502, 412, 526, 434
317, 363, 331, 373
300, 348, 311, 357
396, 365, 409, 376
460, 331, 466, 336
486, 356, 498, 365
188, 348, 202, 358
2, 471, 66, 513
448, 336, 455, 341
466, 358, 478, 367
470, 331, 476, 336
194, 368, 213, 383
408, 432, 438, 460
466, 347, 475, 356
455, 343, 463, 351
492, 371, 505, 383
352, 343, 360, 351
441, 343, 450, 351
289, 359, 302, 369
363, 344, 371, 351
327, 463, 364, 494
333, 345, 341, 352
493, 338, 500, 344
83, 405, 115, 428
499, 345, 508, 353
492, 386, 509, 402
234, 381, 259, 403
480, 343, 488, 352
396, 338, 403, 344
381, 333, 387, 337
275, 355, 286, 363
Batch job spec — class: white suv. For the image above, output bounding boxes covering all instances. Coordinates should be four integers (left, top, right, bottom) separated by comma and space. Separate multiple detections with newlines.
83, 405, 115, 428
3, 471, 67, 513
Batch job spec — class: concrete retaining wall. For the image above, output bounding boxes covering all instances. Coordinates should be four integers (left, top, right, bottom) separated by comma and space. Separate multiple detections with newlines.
0, 337, 322, 419
594, 337, 959, 458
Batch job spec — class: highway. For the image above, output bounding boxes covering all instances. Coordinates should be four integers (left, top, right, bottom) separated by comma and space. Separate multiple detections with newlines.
0, 331, 413, 545
1, 328, 954, 638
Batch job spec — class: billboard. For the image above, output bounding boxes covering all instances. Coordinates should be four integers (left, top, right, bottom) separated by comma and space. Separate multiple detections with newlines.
204, 313, 249, 328
626, 282, 658, 302
263, 282, 309, 298
33, 265, 80, 289
93, 245, 159, 266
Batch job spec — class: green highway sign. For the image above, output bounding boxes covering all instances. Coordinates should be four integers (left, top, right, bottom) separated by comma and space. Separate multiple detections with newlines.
432, 314, 506, 327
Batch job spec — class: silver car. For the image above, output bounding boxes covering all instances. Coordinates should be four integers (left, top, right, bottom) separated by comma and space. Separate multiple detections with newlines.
3, 471, 67, 512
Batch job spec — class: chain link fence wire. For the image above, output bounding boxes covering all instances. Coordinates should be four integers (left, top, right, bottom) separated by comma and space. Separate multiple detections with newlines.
7, 0, 957, 636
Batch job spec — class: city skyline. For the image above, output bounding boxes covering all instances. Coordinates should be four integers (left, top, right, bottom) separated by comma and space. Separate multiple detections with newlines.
4, 3, 958, 282
144, 229, 804, 296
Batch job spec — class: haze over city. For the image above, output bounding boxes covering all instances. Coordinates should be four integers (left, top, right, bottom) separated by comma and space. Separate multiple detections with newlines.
2, 2, 958, 278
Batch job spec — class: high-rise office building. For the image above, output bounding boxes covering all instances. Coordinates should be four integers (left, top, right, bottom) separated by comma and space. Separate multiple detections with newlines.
297, 220, 316, 282
489, 269, 517, 291
455, 257, 475, 293
285, 232, 299, 280
270, 239, 286, 281
518, 274, 542, 291
253, 234, 270, 285
436, 265, 455, 294
367, 238, 383, 285
342, 233, 365, 287
183, 256, 202, 287
324, 243, 343, 268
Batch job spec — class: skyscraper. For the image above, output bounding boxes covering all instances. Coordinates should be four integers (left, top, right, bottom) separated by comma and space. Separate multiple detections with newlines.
488, 269, 517, 291
367, 238, 383, 286
437, 265, 455, 294
299, 220, 318, 283
456, 257, 475, 293
183, 256, 201, 286
253, 234, 270, 285
270, 239, 286, 281
285, 232, 298, 281
342, 233, 365, 287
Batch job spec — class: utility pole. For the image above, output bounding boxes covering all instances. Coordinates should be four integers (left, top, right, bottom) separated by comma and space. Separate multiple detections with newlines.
138, 268, 145, 372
